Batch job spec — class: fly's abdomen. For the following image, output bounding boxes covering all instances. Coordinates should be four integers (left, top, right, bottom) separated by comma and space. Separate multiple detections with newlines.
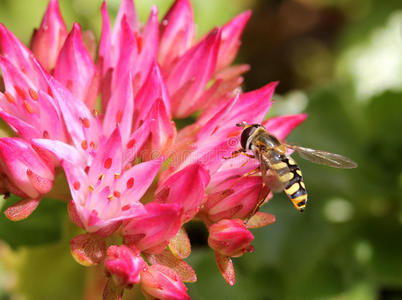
283, 157, 307, 212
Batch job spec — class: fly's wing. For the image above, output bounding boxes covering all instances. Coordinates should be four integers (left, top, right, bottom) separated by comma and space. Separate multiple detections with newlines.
285, 143, 358, 169
257, 150, 289, 192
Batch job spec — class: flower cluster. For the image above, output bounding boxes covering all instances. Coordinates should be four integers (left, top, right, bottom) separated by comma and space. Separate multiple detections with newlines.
0, 0, 307, 298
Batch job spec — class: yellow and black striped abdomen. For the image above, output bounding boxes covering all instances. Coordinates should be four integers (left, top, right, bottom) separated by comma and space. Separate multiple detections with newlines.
268, 151, 307, 212
283, 157, 307, 212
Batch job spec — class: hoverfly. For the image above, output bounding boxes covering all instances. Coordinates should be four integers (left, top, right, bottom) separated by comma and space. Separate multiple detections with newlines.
229, 122, 357, 213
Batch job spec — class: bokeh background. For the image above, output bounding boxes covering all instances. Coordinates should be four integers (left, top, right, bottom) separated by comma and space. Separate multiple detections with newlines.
0, 0, 402, 299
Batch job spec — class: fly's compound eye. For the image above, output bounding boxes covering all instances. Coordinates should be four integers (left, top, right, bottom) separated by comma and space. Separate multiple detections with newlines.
240, 125, 260, 150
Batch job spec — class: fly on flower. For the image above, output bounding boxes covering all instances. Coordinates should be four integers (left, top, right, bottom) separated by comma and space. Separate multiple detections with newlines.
228, 122, 358, 213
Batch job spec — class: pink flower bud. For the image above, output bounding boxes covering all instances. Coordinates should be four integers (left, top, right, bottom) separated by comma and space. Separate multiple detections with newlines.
208, 219, 254, 257
141, 264, 190, 300
105, 245, 146, 287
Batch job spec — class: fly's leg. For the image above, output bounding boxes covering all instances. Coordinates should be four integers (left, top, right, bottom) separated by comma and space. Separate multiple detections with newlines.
223, 149, 255, 160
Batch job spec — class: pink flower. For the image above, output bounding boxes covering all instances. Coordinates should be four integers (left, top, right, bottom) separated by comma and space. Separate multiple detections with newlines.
141, 264, 191, 300
0, 137, 54, 221
208, 219, 254, 257
105, 245, 146, 287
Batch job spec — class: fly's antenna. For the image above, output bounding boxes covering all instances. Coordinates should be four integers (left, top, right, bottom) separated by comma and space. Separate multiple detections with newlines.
236, 121, 248, 127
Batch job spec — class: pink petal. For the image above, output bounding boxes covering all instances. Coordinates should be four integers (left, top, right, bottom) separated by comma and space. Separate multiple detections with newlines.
4, 198, 41, 221
103, 73, 134, 143
141, 264, 191, 300
88, 128, 123, 184
32, 139, 85, 167
122, 119, 152, 166
216, 11, 251, 72
30, 0, 68, 72
134, 62, 171, 128
98, 1, 112, 76
0, 110, 39, 140
54, 23, 97, 109
117, 158, 163, 204
166, 29, 221, 118
156, 163, 210, 223
134, 6, 159, 88
159, 0, 195, 68
123, 203, 182, 254
112, 0, 139, 43
263, 114, 308, 140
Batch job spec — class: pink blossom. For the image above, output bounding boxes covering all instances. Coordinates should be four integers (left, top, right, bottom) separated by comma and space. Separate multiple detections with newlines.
208, 219, 254, 257
105, 245, 146, 287
141, 264, 191, 300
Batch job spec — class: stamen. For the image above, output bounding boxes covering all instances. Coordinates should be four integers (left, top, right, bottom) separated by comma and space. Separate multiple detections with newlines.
114, 173, 121, 180
23, 100, 34, 114
42, 131, 49, 138
90, 141, 95, 149
107, 194, 114, 200
98, 173, 104, 181
126, 177, 134, 189
104, 158, 112, 169
28, 88, 39, 101
4, 92, 16, 103
88, 185, 94, 192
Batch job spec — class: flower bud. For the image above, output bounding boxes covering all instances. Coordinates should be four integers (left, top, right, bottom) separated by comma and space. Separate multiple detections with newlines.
141, 264, 190, 300
105, 245, 146, 287
208, 219, 254, 257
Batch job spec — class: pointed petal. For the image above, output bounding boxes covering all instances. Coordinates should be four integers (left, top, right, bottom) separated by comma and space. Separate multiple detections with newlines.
0, 110, 39, 140
122, 119, 152, 166
118, 158, 163, 203
134, 62, 171, 127
4, 198, 41, 221
134, 7, 159, 87
112, 0, 139, 43
167, 29, 221, 118
30, 0, 68, 72
263, 114, 308, 140
216, 11, 251, 71
159, 0, 195, 67
54, 23, 97, 108
98, 1, 112, 75
103, 73, 134, 143
123, 203, 182, 254
156, 163, 210, 223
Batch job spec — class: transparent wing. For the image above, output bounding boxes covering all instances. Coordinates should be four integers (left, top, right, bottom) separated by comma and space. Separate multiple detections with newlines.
257, 150, 288, 192
284, 143, 358, 169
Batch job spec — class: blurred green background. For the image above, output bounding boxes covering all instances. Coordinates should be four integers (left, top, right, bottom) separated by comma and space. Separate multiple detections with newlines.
1, 0, 402, 299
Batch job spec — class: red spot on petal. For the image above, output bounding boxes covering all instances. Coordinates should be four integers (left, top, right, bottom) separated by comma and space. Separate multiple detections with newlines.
91, 209, 98, 216
43, 131, 49, 138
126, 138, 136, 149
134, 32, 143, 53
126, 178, 134, 189
81, 140, 88, 150
14, 86, 27, 99
116, 110, 123, 124
28, 88, 39, 101
113, 191, 121, 198
4, 92, 16, 103
23, 100, 34, 114
26, 169, 33, 176
104, 158, 112, 169
47, 87, 53, 97
73, 181, 81, 190
121, 204, 131, 211
90, 141, 95, 149
82, 118, 90, 128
